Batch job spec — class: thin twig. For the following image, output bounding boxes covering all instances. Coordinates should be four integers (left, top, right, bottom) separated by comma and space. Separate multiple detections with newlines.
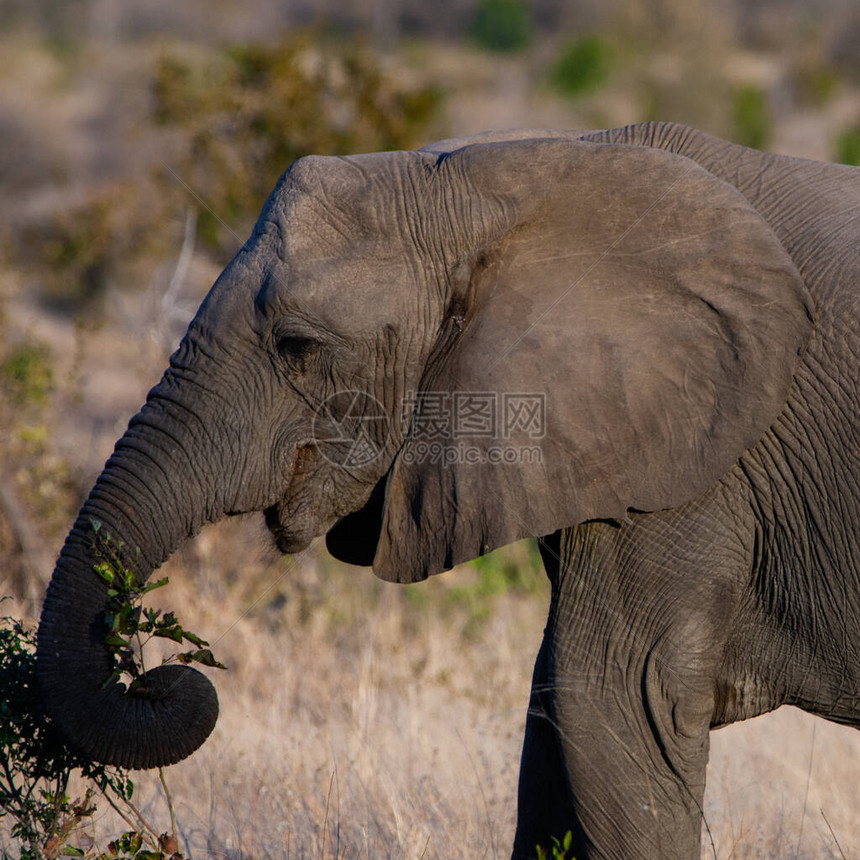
159, 766, 179, 847
796, 721, 816, 856
45, 772, 71, 846
334, 766, 340, 860
321, 769, 336, 859
725, 817, 750, 860
114, 785, 162, 848
159, 207, 198, 350
97, 788, 154, 847
418, 833, 431, 860
821, 808, 847, 860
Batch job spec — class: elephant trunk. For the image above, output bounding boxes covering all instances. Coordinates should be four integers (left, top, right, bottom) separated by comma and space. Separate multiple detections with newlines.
36, 391, 223, 769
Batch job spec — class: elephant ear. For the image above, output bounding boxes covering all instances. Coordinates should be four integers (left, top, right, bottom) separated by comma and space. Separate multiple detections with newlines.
366, 138, 813, 582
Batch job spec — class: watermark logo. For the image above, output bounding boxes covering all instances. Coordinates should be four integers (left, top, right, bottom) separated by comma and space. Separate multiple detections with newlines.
311, 390, 391, 468
400, 439, 544, 466
401, 392, 545, 440
312, 390, 545, 468
402, 391, 545, 466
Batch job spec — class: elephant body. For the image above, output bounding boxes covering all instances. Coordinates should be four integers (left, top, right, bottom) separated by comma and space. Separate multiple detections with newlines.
37, 123, 860, 859
511, 123, 860, 856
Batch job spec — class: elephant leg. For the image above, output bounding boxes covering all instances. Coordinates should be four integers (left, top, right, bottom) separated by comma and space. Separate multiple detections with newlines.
511, 516, 742, 860
546, 638, 712, 859
513, 626, 711, 860
513, 633, 582, 859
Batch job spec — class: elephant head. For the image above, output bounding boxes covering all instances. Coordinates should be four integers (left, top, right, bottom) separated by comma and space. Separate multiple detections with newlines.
37, 135, 811, 769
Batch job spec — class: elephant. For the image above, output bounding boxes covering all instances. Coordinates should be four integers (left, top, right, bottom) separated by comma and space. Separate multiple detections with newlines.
36, 120, 860, 859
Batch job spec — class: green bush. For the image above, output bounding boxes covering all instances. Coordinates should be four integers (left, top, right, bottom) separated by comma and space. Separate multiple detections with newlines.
835, 126, 860, 166
42, 197, 113, 303
152, 33, 442, 253
15, 184, 163, 312
536, 830, 574, 859
548, 36, 612, 98
10, 33, 441, 308
792, 60, 840, 108
732, 84, 771, 150
469, 0, 533, 53
0, 343, 53, 405
90, 520, 226, 691
0, 612, 131, 858
0, 530, 223, 857
400, 540, 547, 637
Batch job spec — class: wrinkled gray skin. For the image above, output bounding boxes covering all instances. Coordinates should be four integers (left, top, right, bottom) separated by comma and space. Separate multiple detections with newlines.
37, 122, 860, 859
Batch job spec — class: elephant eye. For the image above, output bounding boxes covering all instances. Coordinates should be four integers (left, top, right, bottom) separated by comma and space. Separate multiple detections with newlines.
275, 334, 320, 374
276, 334, 316, 363
276, 334, 316, 361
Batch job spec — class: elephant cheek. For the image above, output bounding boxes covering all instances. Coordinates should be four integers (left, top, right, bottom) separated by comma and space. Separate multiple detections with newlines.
263, 499, 318, 554
265, 443, 347, 553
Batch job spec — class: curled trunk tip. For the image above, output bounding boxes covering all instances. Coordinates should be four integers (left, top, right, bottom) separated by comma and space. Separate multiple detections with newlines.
38, 601, 220, 769
37, 518, 220, 769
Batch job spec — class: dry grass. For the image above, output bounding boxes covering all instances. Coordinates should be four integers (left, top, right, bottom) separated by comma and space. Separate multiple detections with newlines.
150, 540, 545, 859
7, 526, 860, 858
705, 711, 860, 858
2, 531, 548, 859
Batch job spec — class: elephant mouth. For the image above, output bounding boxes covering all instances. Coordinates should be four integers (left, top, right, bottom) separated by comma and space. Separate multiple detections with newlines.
263, 501, 316, 554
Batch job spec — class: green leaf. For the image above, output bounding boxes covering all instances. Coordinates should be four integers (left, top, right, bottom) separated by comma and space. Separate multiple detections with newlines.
181, 630, 208, 648
179, 649, 227, 669
140, 577, 169, 595
117, 606, 138, 634
100, 669, 124, 689
94, 562, 116, 586
60, 847, 86, 856
154, 625, 184, 644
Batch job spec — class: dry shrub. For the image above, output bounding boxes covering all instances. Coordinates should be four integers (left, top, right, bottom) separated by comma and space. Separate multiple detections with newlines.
151, 33, 442, 253
5, 31, 441, 314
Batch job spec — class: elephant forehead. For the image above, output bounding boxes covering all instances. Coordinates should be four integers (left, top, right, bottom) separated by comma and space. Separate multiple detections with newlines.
244, 175, 438, 332
263, 151, 431, 252
273, 250, 429, 332
226, 226, 403, 340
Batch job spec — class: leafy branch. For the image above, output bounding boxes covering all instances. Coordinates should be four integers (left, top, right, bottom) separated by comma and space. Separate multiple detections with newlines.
89, 520, 225, 693
2, 511, 227, 858
0, 609, 181, 858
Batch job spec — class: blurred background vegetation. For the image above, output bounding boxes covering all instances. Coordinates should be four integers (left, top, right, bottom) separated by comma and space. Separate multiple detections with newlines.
1, 0, 858, 320
2, 0, 859, 321
1, 1, 860, 856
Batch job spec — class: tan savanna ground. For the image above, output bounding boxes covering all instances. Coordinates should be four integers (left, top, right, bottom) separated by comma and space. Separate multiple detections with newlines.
3, 4, 860, 856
